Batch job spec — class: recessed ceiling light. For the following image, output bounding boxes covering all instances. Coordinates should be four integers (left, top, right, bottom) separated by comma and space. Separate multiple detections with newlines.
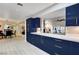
17, 3, 23, 6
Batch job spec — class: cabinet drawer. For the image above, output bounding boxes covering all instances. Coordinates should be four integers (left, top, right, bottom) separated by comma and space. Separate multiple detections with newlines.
55, 39, 64, 42
33, 34, 41, 39
55, 39, 79, 55
55, 39, 79, 48
54, 45, 65, 55
54, 44, 63, 49
54, 44, 72, 55
55, 39, 71, 46
41, 36, 56, 55
42, 36, 56, 47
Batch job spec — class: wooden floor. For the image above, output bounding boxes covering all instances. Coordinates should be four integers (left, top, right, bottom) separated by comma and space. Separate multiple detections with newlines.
0, 36, 48, 55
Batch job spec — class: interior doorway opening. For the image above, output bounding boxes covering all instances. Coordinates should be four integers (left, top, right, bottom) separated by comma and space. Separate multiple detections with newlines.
0, 18, 25, 40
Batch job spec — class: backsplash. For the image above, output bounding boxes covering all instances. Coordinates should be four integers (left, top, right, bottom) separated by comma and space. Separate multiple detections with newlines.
66, 26, 79, 34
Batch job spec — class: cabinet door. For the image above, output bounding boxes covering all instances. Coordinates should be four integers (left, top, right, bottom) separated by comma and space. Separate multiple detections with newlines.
26, 17, 40, 43
27, 34, 34, 44
33, 35, 42, 47
66, 4, 78, 26
26, 18, 35, 33
41, 36, 56, 54
66, 5, 76, 16
74, 3, 79, 17
35, 18, 40, 27
26, 19, 31, 33
54, 39, 72, 55
69, 41, 79, 55
30, 34, 41, 47
75, 3, 79, 24
31, 18, 40, 32
66, 16, 76, 26
77, 17, 79, 25
26, 17, 40, 33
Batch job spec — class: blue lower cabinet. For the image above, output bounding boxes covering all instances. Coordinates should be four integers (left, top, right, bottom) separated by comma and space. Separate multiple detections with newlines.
54, 39, 79, 55
27, 34, 35, 44
54, 46, 65, 55
54, 39, 71, 55
27, 34, 79, 55
54, 43, 71, 55
34, 35, 42, 48
69, 42, 79, 55
27, 34, 44, 51
30, 34, 42, 47
41, 36, 56, 54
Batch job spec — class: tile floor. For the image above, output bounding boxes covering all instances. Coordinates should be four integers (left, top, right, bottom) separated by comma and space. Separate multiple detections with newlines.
0, 36, 49, 55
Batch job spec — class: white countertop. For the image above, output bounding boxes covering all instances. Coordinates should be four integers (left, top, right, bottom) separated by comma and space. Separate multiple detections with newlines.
31, 32, 79, 43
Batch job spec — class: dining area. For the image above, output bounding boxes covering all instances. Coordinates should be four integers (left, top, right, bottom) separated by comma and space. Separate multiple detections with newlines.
0, 25, 16, 39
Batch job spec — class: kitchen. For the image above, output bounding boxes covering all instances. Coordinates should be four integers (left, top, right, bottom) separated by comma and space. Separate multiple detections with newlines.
26, 3, 79, 55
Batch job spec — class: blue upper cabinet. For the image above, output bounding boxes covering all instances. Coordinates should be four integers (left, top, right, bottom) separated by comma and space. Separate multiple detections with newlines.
66, 16, 76, 26
26, 17, 40, 33
66, 3, 79, 26
26, 17, 40, 42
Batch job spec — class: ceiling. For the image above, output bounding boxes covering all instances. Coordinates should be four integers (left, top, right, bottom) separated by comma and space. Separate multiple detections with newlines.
0, 3, 53, 20
37, 3, 76, 18
44, 8, 66, 19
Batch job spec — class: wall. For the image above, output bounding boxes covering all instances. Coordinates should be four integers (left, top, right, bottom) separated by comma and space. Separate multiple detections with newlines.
44, 8, 66, 27
66, 26, 79, 34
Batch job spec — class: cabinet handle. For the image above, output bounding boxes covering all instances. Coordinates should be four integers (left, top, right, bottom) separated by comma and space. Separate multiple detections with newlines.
54, 53, 60, 55
55, 39, 63, 42
75, 17, 77, 25
55, 45, 62, 49
41, 40, 44, 44
31, 38, 34, 39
